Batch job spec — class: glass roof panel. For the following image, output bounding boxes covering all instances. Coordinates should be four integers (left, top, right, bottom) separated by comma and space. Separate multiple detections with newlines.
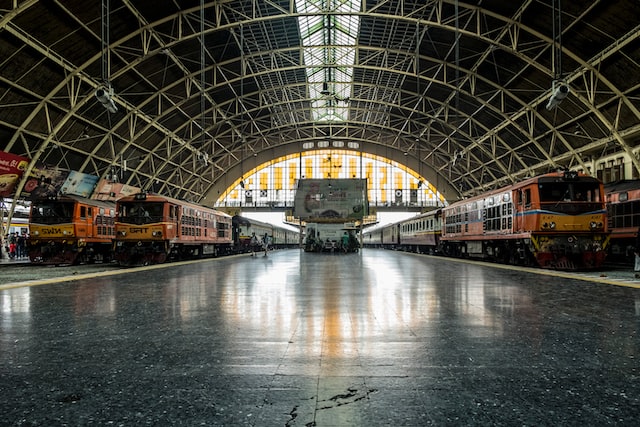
296, 0, 361, 122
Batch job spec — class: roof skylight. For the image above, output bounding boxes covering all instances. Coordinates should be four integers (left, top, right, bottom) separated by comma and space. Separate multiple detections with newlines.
296, 0, 361, 122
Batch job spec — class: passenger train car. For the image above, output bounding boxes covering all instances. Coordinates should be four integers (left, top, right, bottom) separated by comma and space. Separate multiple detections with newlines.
2, 214, 29, 236
604, 180, 640, 262
27, 195, 115, 265
364, 171, 609, 270
362, 209, 441, 254
114, 193, 232, 266
232, 215, 299, 252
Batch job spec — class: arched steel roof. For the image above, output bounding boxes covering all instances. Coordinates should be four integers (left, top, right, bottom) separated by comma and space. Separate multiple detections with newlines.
1, 0, 639, 204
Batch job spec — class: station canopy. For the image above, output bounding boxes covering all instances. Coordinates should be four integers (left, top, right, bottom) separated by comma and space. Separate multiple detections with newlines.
1, 1, 639, 206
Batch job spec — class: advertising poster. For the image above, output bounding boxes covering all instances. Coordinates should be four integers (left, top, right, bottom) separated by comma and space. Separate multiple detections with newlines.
60, 171, 99, 198
293, 178, 368, 221
21, 163, 70, 199
0, 151, 29, 197
92, 179, 141, 201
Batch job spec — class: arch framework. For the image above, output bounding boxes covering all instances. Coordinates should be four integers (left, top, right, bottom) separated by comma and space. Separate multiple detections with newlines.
1, 0, 639, 205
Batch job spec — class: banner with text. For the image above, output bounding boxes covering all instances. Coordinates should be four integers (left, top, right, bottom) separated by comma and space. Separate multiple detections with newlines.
293, 179, 368, 221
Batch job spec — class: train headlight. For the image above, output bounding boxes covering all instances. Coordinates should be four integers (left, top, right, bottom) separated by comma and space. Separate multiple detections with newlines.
118, 231, 127, 237
542, 222, 549, 229
33, 230, 40, 236
152, 231, 163, 237
549, 222, 556, 229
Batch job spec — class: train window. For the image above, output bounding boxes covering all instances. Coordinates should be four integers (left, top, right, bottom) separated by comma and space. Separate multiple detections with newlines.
523, 189, 531, 207
620, 192, 628, 202
80, 206, 87, 219
88, 207, 92, 217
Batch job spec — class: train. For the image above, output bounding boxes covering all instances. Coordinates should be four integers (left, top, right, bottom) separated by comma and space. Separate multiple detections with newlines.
27, 195, 115, 264
605, 180, 640, 262
232, 215, 300, 253
23, 192, 299, 266
113, 193, 233, 266
362, 209, 441, 254
24, 172, 638, 270
363, 171, 610, 270
113, 192, 300, 266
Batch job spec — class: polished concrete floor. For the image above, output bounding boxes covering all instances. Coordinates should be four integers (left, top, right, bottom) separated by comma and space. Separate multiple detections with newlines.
1, 249, 640, 426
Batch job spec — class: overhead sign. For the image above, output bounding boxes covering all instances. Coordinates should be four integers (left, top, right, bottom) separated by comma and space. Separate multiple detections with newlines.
293, 178, 368, 221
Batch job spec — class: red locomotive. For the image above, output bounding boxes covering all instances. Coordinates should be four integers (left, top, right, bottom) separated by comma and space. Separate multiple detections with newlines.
28, 195, 115, 265
114, 193, 232, 266
605, 180, 640, 262
440, 170, 609, 270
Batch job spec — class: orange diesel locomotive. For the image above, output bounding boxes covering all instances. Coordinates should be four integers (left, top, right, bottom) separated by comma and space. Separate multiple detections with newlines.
114, 193, 232, 266
440, 171, 609, 270
28, 196, 115, 265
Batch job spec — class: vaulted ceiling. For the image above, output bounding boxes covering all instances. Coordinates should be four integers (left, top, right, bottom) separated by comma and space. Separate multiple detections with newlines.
1, 0, 639, 204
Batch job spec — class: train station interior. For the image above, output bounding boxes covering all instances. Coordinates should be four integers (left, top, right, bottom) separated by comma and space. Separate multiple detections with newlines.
2, 1, 640, 425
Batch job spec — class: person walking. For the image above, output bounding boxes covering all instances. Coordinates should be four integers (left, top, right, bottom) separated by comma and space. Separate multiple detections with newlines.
250, 232, 259, 257
341, 232, 349, 253
262, 233, 269, 257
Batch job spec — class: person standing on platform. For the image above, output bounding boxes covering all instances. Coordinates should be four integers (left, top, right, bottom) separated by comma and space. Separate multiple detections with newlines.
17, 232, 26, 259
262, 233, 269, 257
341, 232, 349, 253
250, 232, 259, 257
634, 249, 640, 279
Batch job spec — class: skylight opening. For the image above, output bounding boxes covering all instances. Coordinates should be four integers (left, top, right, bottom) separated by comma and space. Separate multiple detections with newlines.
296, 0, 361, 122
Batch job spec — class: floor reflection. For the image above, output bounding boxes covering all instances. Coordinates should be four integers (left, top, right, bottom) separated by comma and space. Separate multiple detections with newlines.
1, 249, 640, 425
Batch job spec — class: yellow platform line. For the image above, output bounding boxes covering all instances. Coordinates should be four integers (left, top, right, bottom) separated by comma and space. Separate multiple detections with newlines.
0, 255, 247, 291
408, 252, 640, 289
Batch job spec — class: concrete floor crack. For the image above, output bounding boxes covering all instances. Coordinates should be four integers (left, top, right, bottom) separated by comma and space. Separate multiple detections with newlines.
317, 387, 378, 410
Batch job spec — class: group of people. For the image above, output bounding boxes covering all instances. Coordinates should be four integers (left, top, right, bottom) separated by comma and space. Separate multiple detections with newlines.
3, 231, 28, 260
250, 232, 271, 257
304, 230, 358, 253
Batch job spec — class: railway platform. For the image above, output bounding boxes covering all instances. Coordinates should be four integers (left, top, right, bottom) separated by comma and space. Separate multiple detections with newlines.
1, 249, 639, 425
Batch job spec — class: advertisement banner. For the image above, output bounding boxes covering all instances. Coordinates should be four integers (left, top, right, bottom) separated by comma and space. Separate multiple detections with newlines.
60, 171, 99, 198
0, 151, 29, 197
21, 164, 70, 199
293, 178, 368, 221
92, 179, 141, 201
